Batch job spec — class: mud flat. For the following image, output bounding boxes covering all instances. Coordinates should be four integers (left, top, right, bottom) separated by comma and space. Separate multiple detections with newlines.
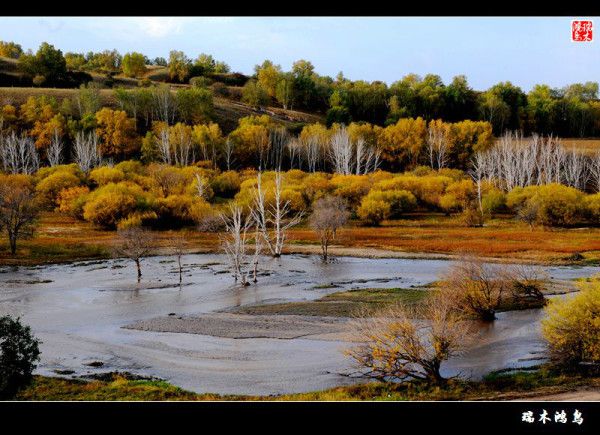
126, 313, 350, 340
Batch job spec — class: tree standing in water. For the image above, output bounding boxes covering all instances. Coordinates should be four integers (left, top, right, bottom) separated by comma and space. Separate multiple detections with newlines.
115, 227, 156, 282
309, 195, 349, 263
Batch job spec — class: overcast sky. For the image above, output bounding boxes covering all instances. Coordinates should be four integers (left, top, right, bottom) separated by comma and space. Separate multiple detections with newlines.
0, 17, 598, 92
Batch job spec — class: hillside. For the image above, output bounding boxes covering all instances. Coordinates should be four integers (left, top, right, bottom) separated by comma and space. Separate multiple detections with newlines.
0, 55, 324, 133
0, 86, 323, 134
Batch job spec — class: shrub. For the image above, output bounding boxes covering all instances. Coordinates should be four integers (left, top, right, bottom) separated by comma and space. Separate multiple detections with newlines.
89, 166, 126, 186
117, 211, 158, 230
330, 174, 371, 209
57, 186, 90, 218
156, 194, 210, 227
374, 175, 451, 209
532, 184, 585, 227
541, 279, 600, 368
82, 182, 155, 229
441, 255, 507, 321
346, 293, 472, 385
35, 170, 82, 207
584, 193, 600, 223
211, 170, 241, 198
482, 188, 506, 217
461, 206, 485, 227
357, 197, 390, 226
358, 189, 416, 224
0, 316, 40, 399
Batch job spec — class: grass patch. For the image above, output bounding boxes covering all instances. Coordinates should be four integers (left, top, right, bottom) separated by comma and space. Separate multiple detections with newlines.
14, 374, 243, 401
14, 366, 600, 401
234, 287, 430, 317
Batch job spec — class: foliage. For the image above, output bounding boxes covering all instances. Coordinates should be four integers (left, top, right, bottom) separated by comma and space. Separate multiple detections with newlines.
0, 316, 40, 399
121, 52, 147, 78
82, 182, 154, 229
542, 278, 600, 367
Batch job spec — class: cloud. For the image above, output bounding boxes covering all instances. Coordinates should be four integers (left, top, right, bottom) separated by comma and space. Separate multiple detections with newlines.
132, 17, 187, 38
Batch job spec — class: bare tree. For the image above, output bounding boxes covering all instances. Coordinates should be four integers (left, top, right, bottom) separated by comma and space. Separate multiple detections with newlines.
563, 148, 589, 191
46, 128, 63, 167
480, 133, 591, 192
328, 127, 354, 175
157, 128, 172, 165
517, 199, 540, 231
252, 171, 304, 257
114, 227, 156, 283
309, 196, 349, 262
194, 173, 209, 200
470, 152, 486, 217
303, 133, 322, 173
346, 293, 472, 385
269, 127, 288, 170
73, 131, 101, 173
427, 123, 449, 170
171, 127, 194, 167
0, 175, 40, 255
171, 233, 187, 285
152, 84, 177, 125
0, 132, 40, 175
220, 204, 254, 286
223, 139, 235, 171
590, 150, 600, 193
251, 227, 263, 283
286, 137, 302, 170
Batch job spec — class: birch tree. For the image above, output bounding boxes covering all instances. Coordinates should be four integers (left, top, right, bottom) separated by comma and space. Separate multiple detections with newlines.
251, 171, 304, 257
220, 204, 254, 286
0, 132, 39, 175
46, 128, 63, 167
73, 131, 101, 173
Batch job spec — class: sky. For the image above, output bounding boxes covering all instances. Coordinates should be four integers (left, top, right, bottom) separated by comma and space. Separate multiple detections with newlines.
0, 17, 598, 92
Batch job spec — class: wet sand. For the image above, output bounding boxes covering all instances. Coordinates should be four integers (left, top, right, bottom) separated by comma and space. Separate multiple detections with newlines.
126, 313, 350, 340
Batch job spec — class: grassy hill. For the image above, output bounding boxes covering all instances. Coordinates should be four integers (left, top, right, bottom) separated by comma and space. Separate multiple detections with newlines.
0, 86, 323, 134
0, 56, 324, 133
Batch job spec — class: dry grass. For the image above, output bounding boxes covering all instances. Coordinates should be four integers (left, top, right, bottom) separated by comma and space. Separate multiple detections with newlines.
562, 138, 600, 155
287, 214, 600, 264
1, 212, 599, 266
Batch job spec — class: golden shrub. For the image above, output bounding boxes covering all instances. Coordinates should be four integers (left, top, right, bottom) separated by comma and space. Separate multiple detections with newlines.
57, 186, 90, 218
542, 279, 600, 366
89, 166, 126, 186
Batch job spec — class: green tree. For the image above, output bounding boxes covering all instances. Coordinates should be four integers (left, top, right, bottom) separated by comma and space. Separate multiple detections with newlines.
275, 72, 296, 110
0, 316, 40, 399
175, 87, 213, 124
18, 42, 67, 84
242, 79, 270, 108
168, 50, 191, 82
122, 52, 147, 78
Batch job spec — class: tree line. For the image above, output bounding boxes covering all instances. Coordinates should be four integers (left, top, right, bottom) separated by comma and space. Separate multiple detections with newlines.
2, 40, 600, 138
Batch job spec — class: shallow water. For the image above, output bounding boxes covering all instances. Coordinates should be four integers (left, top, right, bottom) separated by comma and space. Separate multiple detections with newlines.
0, 254, 597, 395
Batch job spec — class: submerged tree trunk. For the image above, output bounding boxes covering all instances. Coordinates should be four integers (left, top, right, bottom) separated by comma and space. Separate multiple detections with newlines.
135, 259, 142, 282
178, 255, 182, 285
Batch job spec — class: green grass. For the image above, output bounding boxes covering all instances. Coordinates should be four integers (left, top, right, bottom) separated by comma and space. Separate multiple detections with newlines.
14, 366, 600, 401
234, 287, 430, 317
14, 374, 243, 401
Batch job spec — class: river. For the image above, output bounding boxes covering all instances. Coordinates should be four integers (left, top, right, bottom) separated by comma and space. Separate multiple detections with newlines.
0, 254, 597, 395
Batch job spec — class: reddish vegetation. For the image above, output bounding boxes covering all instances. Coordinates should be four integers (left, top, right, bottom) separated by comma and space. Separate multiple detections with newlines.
2, 212, 598, 265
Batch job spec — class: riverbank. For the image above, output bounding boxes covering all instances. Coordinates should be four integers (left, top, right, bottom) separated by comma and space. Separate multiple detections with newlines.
2, 212, 600, 267
14, 368, 600, 401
